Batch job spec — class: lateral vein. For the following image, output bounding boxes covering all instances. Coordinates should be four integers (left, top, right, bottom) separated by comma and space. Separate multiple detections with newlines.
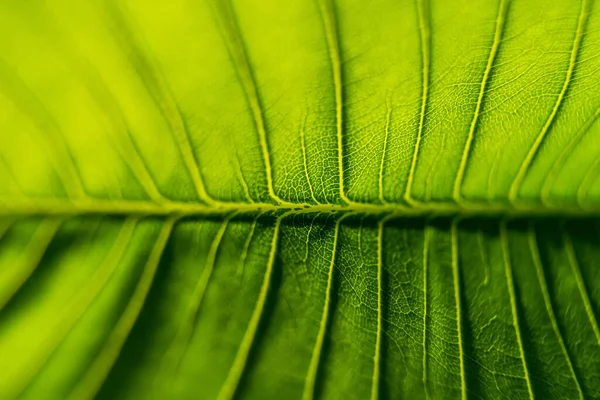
528, 224, 583, 399
217, 212, 285, 400
233, 147, 255, 204
372, 215, 394, 400
9, 217, 139, 399
211, 0, 283, 205
237, 214, 260, 282
451, 219, 467, 400
302, 214, 343, 400
541, 105, 600, 204
509, 0, 590, 202
453, 0, 509, 202
405, 0, 430, 205
301, 111, 320, 205
422, 224, 431, 399
157, 214, 234, 390
317, 0, 351, 205
0, 217, 62, 312
0, 60, 86, 198
563, 227, 600, 345
106, 2, 214, 205
378, 95, 392, 205
500, 221, 535, 400
68, 216, 176, 400
577, 158, 600, 207
53, 32, 168, 204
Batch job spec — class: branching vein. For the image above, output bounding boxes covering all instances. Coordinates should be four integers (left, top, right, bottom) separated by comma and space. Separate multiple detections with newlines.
422, 224, 431, 399
68, 216, 175, 400
158, 214, 233, 387
563, 227, 600, 345
0, 60, 86, 198
405, 0, 430, 205
317, 0, 352, 205
453, 0, 509, 202
211, 0, 283, 205
500, 221, 535, 400
303, 214, 343, 400
509, 0, 590, 202
301, 111, 320, 205
528, 224, 583, 399
577, 158, 600, 207
9, 218, 139, 399
451, 219, 467, 400
378, 95, 392, 205
541, 105, 600, 204
217, 212, 285, 400
0, 218, 62, 311
106, 2, 214, 204
371, 214, 394, 400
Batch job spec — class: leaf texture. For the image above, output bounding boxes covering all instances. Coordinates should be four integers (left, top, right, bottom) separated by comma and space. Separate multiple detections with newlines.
0, 0, 599, 399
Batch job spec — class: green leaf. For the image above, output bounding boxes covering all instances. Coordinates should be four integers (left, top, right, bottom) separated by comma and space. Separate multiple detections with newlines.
0, 0, 599, 399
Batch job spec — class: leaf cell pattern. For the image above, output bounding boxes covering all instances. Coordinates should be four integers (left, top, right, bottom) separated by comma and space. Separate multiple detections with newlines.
0, 0, 599, 399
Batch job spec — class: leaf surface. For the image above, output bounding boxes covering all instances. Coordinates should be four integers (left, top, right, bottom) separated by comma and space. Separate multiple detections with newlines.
0, 0, 599, 399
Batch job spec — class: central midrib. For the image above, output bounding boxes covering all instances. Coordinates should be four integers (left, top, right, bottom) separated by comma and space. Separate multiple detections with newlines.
1, 197, 598, 218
